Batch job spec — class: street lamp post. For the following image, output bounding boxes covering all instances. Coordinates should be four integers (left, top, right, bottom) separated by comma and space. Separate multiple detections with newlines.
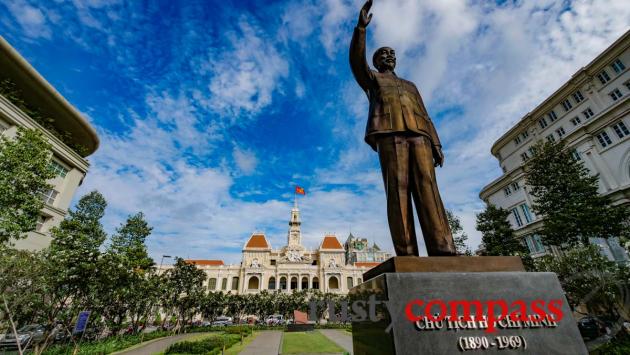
159, 255, 172, 273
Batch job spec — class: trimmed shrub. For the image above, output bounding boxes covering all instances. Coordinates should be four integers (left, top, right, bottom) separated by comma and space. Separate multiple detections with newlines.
315, 323, 352, 331
165, 334, 241, 354
44, 331, 173, 355
225, 326, 252, 335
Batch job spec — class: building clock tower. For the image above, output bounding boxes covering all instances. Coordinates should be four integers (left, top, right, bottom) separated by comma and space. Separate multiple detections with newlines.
288, 197, 302, 247
281, 197, 310, 263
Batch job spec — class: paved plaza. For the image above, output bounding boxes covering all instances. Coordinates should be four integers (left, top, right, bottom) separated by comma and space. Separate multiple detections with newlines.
239, 330, 283, 355
319, 329, 353, 354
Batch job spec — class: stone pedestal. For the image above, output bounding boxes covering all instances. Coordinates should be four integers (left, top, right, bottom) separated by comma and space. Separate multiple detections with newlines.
363, 256, 525, 280
350, 257, 587, 355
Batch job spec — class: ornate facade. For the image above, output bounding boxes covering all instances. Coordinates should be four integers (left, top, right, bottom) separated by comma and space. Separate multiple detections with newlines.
0, 37, 99, 251
479, 30, 630, 262
184, 200, 386, 294
344, 233, 392, 264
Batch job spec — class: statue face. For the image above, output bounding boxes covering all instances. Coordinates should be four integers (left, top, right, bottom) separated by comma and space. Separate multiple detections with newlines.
373, 47, 396, 72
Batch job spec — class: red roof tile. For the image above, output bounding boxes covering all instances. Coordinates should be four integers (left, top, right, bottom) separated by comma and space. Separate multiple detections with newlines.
245, 234, 270, 249
320, 235, 344, 250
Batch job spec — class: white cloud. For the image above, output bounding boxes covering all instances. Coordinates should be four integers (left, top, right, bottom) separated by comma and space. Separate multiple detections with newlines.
79, 94, 289, 263
303, 0, 630, 252
233, 147, 258, 175
319, 0, 353, 58
5, 0, 51, 39
70, 0, 122, 29
279, 1, 318, 43
202, 19, 290, 118
55, 0, 630, 261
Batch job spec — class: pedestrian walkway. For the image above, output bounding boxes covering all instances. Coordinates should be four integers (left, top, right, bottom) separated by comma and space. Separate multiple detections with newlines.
113, 332, 209, 355
239, 330, 283, 355
319, 329, 353, 355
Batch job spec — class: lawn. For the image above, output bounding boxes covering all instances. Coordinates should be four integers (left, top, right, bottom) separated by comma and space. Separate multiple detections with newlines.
281, 331, 344, 354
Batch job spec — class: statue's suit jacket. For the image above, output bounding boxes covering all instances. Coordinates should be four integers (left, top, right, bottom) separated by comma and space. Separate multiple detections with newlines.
349, 26, 441, 153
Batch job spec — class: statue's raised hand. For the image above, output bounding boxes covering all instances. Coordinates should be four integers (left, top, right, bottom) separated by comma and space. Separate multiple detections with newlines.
358, 0, 373, 28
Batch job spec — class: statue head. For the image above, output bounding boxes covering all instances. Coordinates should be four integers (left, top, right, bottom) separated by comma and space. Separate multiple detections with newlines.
372, 46, 396, 72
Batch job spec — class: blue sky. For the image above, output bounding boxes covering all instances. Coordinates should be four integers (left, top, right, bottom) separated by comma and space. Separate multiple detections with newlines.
1, 0, 629, 263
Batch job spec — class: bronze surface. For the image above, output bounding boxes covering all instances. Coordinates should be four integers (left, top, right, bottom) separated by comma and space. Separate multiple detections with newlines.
350, 0, 456, 256
363, 256, 526, 281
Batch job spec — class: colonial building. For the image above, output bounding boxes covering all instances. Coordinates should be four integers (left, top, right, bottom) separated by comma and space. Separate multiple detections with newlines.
183, 200, 387, 294
479, 30, 630, 262
0, 36, 100, 250
344, 233, 391, 265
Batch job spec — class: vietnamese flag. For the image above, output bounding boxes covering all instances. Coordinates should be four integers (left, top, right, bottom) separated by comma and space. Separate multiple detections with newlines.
295, 186, 306, 195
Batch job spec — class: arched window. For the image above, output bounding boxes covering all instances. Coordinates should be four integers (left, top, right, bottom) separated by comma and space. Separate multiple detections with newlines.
280, 276, 287, 290
268, 277, 276, 290
208, 278, 217, 290
248, 276, 259, 290
290, 276, 298, 290
347, 277, 354, 289
231, 277, 239, 290
328, 276, 339, 290
312, 277, 319, 289
301, 277, 308, 289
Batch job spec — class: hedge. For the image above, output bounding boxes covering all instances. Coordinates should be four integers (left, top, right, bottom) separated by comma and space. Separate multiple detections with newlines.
165, 334, 241, 354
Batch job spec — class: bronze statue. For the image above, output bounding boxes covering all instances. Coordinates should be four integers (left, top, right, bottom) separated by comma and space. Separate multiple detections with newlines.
350, 0, 456, 256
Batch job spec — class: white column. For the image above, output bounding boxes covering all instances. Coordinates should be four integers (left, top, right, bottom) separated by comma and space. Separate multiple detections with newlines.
584, 143, 617, 191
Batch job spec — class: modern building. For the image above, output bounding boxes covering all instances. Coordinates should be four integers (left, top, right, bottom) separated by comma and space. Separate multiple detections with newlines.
179, 200, 388, 294
479, 30, 630, 262
0, 36, 100, 250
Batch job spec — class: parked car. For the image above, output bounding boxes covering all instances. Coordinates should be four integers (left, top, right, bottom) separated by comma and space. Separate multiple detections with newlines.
50, 323, 69, 343
578, 316, 606, 340
265, 314, 285, 326
0, 324, 46, 350
244, 315, 259, 325
212, 316, 233, 326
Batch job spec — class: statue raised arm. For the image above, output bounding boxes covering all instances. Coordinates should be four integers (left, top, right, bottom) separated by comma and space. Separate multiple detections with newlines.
348, 0, 456, 256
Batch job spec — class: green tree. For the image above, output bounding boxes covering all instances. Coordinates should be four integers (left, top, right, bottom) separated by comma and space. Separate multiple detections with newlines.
109, 212, 154, 270
163, 258, 206, 331
0, 128, 55, 244
200, 291, 227, 322
44, 191, 108, 330
536, 245, 630, 319
525, 141, 629, 248
0, 246, 48, 326
476, 204, 533, 269
227, 294, 246, 323
96, 212, 154, 334
476, 204, 526, 256
446, 210, 471, 255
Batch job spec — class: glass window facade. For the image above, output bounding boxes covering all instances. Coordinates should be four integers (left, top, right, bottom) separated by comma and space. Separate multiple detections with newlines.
511, 208, 523, 227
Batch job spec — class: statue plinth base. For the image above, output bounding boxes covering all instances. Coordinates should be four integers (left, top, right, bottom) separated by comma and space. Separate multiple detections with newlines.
363, 256, 525, 281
